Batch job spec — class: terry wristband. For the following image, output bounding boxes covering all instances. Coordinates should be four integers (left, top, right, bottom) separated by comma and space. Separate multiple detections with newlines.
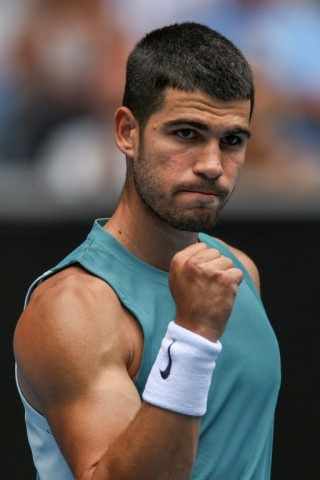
142, 321, 222, 416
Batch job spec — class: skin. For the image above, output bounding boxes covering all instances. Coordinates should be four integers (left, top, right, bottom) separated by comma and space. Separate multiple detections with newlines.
14, 88, 260, 479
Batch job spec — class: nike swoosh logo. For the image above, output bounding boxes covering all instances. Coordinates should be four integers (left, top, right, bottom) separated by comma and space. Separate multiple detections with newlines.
160, 340, 175, 379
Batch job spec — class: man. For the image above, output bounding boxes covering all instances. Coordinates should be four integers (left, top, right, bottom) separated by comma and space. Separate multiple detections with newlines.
14, 22, 281, 479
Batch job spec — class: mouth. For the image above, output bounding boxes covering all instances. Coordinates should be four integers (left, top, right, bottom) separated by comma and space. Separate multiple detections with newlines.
183, 190, 219, 195
175, 190, 227, 211
178, 188, 227, 197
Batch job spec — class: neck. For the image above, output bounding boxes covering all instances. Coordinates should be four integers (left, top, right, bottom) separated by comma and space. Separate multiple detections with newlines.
104, 192, 199, 272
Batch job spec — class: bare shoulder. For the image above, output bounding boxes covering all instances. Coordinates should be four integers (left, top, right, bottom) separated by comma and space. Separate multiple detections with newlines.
14, 265, 143, 410
217, 239, 261, 294
14, 266, 144, 475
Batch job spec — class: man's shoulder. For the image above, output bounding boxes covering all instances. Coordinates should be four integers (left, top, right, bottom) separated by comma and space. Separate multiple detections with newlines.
15, 266, 126, 371
29, 265, 118, 310
14, 265, 142, 420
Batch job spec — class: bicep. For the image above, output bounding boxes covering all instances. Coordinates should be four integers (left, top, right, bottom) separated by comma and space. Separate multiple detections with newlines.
14, 274, 142, 477
45, 365, 141, 477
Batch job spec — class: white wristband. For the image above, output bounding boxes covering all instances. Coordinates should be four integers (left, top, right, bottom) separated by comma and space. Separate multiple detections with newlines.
142, 321, 222, 416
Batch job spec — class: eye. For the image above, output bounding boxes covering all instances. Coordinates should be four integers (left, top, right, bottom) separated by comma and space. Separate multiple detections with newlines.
220, 135, 242, 146
175, 129, 197, 140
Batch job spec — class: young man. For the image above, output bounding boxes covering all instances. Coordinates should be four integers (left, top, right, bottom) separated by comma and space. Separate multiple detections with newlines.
14, 22, 281, 479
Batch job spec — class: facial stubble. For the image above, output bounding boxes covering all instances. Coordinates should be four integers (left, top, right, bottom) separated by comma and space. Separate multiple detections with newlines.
133, 150, 231, 234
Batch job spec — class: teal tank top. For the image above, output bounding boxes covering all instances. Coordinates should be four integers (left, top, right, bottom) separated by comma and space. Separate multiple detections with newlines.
17, 218, 281, 480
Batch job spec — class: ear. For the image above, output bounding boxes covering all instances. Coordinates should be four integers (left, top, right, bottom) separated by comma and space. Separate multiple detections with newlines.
114, 107, 139, 158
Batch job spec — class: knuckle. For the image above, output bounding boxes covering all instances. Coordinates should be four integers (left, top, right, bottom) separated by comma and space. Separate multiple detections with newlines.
218, 270, 231, 284
170, 253, 179, 267
171, 250, 184, 268
221, 255, 234, 268
185, 256, 199, 273
217, 269, 238, 287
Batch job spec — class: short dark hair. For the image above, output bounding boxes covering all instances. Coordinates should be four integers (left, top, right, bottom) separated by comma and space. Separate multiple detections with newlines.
123, 22, 255, 128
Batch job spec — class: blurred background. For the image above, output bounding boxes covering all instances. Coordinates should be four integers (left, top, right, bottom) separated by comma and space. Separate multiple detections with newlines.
1, 0, 319, 478
0, 0, 319, 219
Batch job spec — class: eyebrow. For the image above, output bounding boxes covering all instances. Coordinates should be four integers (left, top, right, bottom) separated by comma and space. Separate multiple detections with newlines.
162, 118, 251, 139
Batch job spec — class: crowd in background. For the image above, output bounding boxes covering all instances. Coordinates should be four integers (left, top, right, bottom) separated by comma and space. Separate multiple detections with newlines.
0, 0, 319, 219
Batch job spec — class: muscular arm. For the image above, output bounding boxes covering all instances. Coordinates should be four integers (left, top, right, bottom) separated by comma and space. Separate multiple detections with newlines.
14, 242, 244, 479
14, 267, 200, 480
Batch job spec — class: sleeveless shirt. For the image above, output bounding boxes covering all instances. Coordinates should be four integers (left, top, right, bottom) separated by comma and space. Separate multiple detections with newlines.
16, 218, 281, 479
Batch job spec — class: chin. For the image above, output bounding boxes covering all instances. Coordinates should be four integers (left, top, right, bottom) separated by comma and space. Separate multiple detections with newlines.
162, 211, 220, 234
140, 193, 221, 233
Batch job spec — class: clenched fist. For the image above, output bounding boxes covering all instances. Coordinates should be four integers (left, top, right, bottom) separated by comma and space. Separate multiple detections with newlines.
169, 242, 243, 342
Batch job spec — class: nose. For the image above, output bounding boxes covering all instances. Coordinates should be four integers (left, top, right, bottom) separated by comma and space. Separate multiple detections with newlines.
193, 142, 223, 179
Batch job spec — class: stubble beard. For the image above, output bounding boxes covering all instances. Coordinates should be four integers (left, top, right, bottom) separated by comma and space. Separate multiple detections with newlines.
133, 152, 230, 234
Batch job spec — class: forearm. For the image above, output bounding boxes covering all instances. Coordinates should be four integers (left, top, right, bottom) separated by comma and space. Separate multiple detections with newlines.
88, 403, 200, 480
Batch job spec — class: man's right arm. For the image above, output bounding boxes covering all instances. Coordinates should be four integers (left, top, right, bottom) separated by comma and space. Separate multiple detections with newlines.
14, 243, 242, 479
14, 267, 201, 480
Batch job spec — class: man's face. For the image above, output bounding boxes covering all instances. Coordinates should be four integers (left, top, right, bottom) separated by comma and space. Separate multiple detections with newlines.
132, 89, 251, 233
